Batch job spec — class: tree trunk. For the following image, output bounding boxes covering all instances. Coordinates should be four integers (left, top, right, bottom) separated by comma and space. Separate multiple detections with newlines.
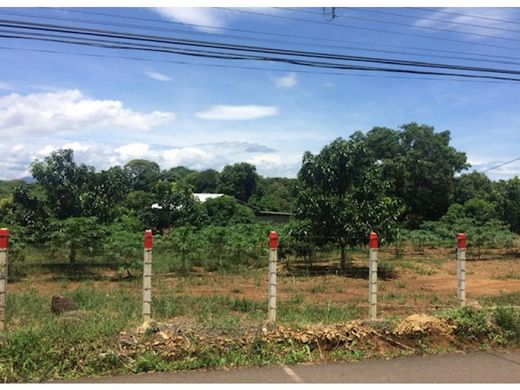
340, 245, 347, 270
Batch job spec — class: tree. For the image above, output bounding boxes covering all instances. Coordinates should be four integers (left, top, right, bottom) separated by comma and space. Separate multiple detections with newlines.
31, 149, 94, 219
202, 195, 255, 226
150, 180, 202, 230
453, 171, 495, 204
295, 138, 400, 269
4, 184, 48, 243
362, 123, 469, 227
217, 163, 258, 202
124, 159, 161, 191
161, 166, 195, 182
496, 176, 520, 233
249, 177, 296, 212
81, 166, 131, 223
181, 169, 220, 193
49, 217, 103, 263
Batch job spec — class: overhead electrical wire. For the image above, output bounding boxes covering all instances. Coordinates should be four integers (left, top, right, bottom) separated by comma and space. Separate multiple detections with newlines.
0, 44, 515, 85
410, 7, 520, 27
340, 7, 520, 35
479, 157, 520, 173
45, 8, 520, 64
3, 18, 520, 80
4, 10, 520, 68
217, 7, 520, 53
276, 7, 520, 43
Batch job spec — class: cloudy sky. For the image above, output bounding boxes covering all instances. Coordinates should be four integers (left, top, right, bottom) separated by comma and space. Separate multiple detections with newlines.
1, 6, 520, 180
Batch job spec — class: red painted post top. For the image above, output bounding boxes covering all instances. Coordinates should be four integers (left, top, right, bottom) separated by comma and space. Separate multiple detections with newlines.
268, 231, 278, 250
144, 230, 153, 249
369, 232, 378, 249
457, 233, 466, 249
0, 228, 8, 249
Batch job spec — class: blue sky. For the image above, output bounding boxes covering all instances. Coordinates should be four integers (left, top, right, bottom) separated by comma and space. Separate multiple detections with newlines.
1, 6, 519, 180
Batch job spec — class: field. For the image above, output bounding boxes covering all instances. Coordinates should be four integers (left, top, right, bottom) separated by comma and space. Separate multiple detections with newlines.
2, 244, 520, 382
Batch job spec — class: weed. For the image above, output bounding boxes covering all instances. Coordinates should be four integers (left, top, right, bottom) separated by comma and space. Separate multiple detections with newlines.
494, 307, 520, 342
446, 306, 491, 341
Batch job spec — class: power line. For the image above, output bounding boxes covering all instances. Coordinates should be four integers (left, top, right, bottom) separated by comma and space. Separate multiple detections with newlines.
410, 7, 520, 27
3, 19, 520, 81
7, 10, 520, 68
479, 156, 520, 173
340, 7, 520, 35
1, 44, 515, 85
217, 7, 520, 53
6, 31, 520, 83
277, 7, 520, 43
47, 8, 520, 64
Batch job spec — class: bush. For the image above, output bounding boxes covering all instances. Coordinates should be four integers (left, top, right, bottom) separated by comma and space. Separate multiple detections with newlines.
447, 306, 491, 341
494, 307, 520, 343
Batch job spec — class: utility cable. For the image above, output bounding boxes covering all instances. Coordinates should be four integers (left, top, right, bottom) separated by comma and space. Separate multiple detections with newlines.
3, 19, 520, 78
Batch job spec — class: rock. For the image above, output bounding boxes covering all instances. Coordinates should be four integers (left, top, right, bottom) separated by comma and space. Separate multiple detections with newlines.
51, 295, 78, 314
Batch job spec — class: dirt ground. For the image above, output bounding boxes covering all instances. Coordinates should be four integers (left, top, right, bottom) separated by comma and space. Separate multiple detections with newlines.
11, 246, 520, 318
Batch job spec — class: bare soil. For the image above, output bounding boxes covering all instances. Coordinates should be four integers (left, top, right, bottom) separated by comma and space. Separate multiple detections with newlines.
10, 247, 520, 316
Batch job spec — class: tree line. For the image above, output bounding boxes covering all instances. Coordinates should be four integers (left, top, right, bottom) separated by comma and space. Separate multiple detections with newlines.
0, 122, 519, 269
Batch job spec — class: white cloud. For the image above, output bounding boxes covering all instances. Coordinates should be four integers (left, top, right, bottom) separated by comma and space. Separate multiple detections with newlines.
145, 71, 172, 82
0, 89, 176, 137
62, 142, 90, 152
413, 8, 519, 39
152, 8, 229, 33
195, 105, 279, 120
274, 73, 298, 88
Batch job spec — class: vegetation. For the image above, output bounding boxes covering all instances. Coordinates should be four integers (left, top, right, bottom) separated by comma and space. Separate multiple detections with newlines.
1, 122, 520, 381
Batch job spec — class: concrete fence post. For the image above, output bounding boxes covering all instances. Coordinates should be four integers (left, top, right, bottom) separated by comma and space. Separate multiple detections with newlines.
143, 229, 153, 321
368, 231, 378, 320
456, 233, 466, 306
267, 231, 278, 324
0, 228, 9, 332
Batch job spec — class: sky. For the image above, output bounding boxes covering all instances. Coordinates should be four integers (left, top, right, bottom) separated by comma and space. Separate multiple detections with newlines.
1, 6, 520, 180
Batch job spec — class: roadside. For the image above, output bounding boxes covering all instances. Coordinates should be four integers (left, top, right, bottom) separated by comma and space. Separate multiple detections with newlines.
75, 350, 520, 383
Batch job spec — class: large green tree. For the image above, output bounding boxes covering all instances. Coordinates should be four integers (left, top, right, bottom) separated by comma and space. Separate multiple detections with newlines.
496, 176, 520, 233
217, 163, 258, 202
31, 149, 94, 219
124, 159, 161, 191
81, 166, 131, 223
361, 123, 468, 227
295, 137, 400, 269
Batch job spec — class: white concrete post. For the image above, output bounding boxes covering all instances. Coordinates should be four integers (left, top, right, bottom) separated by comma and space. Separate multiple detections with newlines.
368, 231, 378, 320
0, 228, 9, 332
267, 231, 278, 324
143, 229, 153, 321
456, 233, 466, 306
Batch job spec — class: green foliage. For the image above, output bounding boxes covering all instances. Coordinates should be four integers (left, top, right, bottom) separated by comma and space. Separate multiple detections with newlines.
81, 166, 131, 223
102, 225, 143, 277
31, 149, 95, 219
250, 177, 296, 212
217, 162, 258, 202
447, 306, 491, 341
124, 159, 161, 191
181, 169, 220, 193
295, 137, 400, 267
494, 307, 520, 343
496, 176, 520, 233
361, 123, 468, 227
280, 219, 316, 266
202, 195, 255, 226
150, 181, 202, 231
454, 171, 495, 204
48, 217, 104, 263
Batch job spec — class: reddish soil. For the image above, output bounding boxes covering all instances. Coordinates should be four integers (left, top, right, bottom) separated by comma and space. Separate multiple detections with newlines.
10, 247, 520, 315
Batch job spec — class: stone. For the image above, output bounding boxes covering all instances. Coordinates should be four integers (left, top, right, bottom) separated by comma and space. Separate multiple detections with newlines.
51, 295, 78, 314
